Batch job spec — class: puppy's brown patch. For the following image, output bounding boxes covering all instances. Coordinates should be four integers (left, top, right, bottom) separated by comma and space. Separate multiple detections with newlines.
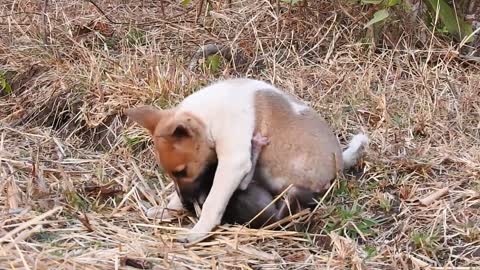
126, 106, 215, 187
253, 90, 343, 194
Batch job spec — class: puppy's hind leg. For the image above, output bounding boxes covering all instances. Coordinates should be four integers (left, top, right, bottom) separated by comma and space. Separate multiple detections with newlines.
239, 133, 269, 191
274, 186, 316, 221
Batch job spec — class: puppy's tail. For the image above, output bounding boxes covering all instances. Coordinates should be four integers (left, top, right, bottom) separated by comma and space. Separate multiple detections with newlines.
342, 133, 369, 170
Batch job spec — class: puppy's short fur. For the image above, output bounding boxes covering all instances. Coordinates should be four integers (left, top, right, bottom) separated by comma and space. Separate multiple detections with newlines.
179, 162, 279, 229
180, 132, 278, 229
126, 78, 368, 242
174, 132, 276, 229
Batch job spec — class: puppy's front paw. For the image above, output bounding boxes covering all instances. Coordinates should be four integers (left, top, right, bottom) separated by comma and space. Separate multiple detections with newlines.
146, 206, 178, 221
176, 230, 210, 243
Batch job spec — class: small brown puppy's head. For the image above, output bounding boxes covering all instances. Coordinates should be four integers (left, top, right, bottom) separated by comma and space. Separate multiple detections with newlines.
126, 106, 215, 190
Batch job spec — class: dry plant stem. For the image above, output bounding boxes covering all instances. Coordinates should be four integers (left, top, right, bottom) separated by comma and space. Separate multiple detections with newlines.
4, 224, 43, 250
160, 0, 166, 17
84, 0, 123, 24
6, 179, 20, 209
196, 0, 204, 23
0, 206, 62, 243
42, 0, 49, 45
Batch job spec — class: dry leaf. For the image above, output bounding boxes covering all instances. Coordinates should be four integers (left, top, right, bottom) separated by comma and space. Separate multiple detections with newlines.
419, 187, 449, 206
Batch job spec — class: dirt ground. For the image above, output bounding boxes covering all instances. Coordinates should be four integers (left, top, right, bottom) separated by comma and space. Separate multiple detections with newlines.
1, 1, 479, 269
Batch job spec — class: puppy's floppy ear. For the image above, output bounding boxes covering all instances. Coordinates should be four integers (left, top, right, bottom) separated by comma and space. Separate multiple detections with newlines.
170, 123, 192, 138
158, 120, 194, 140
156, 112, 204, 140
125, 106, 164, 134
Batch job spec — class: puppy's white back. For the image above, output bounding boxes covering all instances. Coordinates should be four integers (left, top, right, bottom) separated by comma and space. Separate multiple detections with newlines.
177, 78, 301, 144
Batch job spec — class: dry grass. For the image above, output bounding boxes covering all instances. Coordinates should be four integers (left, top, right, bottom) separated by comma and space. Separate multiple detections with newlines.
1, 0, 479, 269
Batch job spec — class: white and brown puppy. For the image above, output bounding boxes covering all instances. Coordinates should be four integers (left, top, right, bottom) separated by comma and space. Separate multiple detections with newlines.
126, 78, 368, 242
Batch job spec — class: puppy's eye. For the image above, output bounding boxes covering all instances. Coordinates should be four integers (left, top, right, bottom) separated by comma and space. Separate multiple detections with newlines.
172, 168, 187, 178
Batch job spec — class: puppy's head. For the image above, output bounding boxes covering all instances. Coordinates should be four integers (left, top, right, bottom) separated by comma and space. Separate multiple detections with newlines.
126, 106, 216, 190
